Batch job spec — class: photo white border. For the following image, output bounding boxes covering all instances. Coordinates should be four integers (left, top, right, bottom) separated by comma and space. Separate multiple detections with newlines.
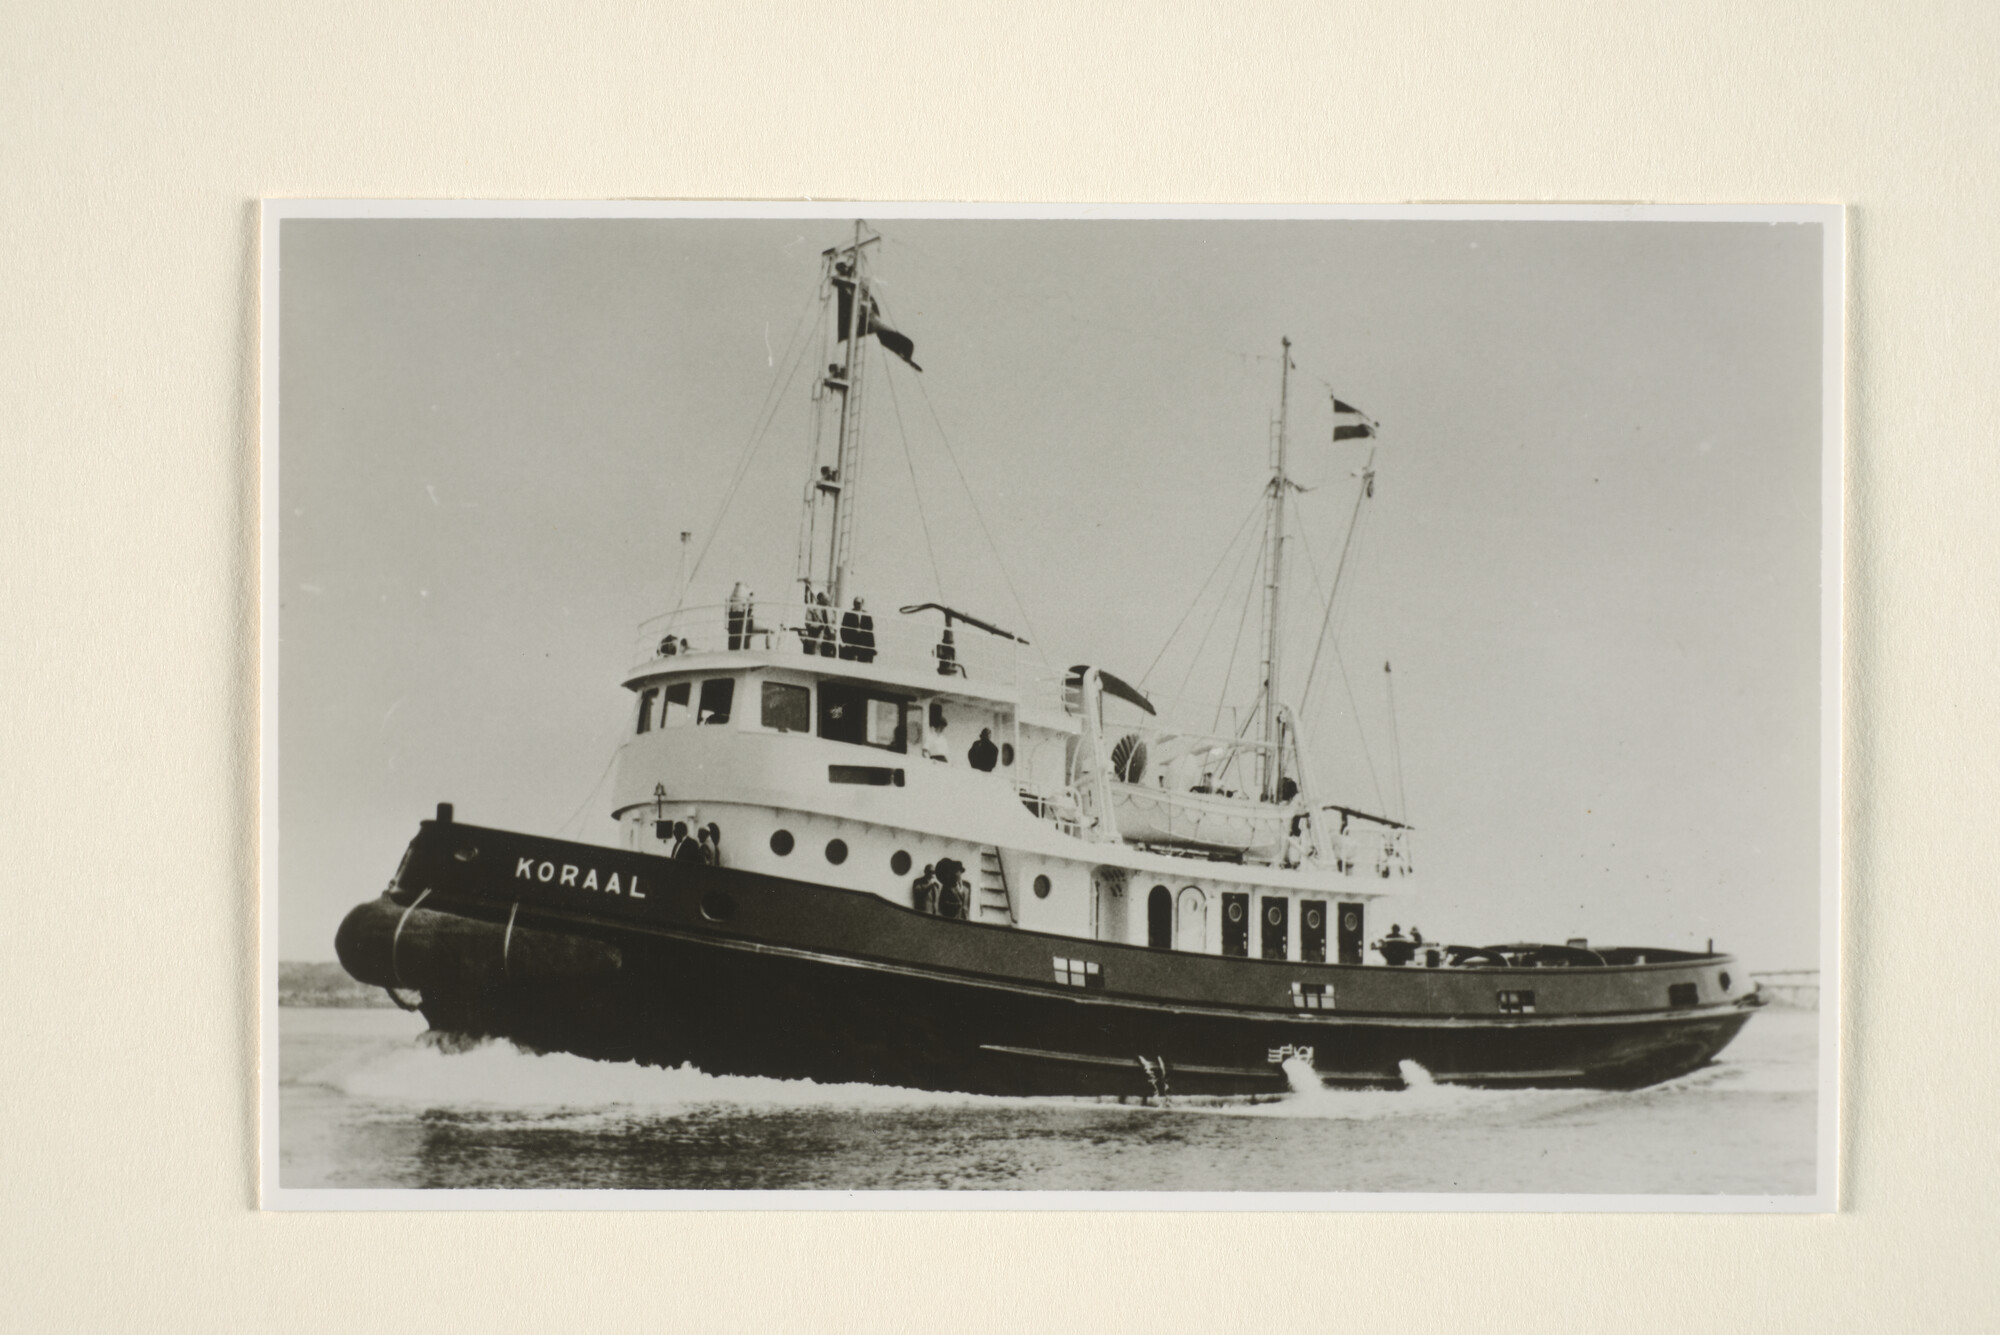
259, 200, 1842, 1213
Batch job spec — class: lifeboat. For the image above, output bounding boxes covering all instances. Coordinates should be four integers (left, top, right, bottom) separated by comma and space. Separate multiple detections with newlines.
1110, 781, 1293, 859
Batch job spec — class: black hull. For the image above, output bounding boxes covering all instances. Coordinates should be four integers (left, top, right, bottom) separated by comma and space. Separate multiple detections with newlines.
337, 818, 1760, 1098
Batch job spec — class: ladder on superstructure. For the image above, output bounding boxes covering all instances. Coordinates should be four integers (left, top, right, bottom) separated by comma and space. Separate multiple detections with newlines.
974, 847, 1014, 924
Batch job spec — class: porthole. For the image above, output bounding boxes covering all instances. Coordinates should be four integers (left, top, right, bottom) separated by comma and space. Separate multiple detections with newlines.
1227, 901, 1245, 923
1305, 908, 1322, 930
769, 829, 794, 856
825, 838, 848, 865
1343, 911, 1359, 932
1000, 742, 1015, 766
700, 890, 736, 922
1719, 971, 1732, 991
891, 850, 912, 876
1266, 904, 1283, 926
1033, 874, 1052, 899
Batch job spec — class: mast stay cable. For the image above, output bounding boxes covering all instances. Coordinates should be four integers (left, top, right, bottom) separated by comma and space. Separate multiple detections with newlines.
680, 277, 822, 605
1384, 660, 1408, 823
881, 361, 948, 602
1212, 540, 1266, 733
1293, 510, 1387, 815
1136, 492, 1265, 689
1171, 498, 1265, 720
1297, 446, 1376, 726
901, 342, 1051, 669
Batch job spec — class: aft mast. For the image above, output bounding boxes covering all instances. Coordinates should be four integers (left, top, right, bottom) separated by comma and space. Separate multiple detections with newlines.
1257, 337, 1293, 802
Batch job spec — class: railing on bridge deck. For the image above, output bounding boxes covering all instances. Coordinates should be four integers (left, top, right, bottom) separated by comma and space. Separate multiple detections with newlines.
634, 601, 1055, 701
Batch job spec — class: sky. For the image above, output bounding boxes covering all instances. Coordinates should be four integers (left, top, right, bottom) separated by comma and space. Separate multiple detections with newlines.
277, 215, 1828, 968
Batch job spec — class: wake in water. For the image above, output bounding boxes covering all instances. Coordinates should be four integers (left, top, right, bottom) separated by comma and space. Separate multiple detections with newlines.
1170, 1055, 1605, 1123
315, 1032, 1032, 1115
300, 1025, 1650, 1128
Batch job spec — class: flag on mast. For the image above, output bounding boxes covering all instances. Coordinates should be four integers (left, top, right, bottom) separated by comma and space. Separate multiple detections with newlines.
834, 277, 922, 371
1331, 396, 1376, 442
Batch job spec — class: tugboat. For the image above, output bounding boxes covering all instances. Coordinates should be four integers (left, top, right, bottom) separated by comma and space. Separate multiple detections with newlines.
335, 222, 1762, 1096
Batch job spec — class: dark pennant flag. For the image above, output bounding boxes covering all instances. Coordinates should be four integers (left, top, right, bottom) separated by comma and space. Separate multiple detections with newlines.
835, 280, 922, 371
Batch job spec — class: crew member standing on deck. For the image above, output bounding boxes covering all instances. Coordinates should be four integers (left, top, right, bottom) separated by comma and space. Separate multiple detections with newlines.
923, 703, 949, 762
936, 867, 965, 919
838, 597, 859, 660
967, 727, 999, 772
807, 591, 835, 656
727, 582, 749, 650
840, 596, 877, 663
934, 857, 966, 919
674, 821, 704, 863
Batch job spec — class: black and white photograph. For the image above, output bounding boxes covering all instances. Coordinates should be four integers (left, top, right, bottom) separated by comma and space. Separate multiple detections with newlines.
263, 204, 1838, 1206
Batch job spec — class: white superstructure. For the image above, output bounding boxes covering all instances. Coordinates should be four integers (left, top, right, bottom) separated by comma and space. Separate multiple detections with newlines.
607, 222, 1410, 965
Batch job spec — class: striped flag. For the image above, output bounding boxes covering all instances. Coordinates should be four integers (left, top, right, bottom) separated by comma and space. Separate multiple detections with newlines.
1332, 397, 1376, 442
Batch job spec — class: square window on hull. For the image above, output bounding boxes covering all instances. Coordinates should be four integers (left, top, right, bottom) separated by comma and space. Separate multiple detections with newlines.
1053, 957, 1102, 989
1291, 982, 1336, 1010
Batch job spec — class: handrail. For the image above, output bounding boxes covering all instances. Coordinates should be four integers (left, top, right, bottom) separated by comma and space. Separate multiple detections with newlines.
633, 600, 1043, 696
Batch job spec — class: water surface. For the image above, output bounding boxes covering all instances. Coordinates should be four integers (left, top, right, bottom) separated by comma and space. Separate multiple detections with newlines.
278, 1005, 1818, 1194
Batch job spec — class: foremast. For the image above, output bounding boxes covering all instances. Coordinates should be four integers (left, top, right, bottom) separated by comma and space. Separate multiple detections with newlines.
799, 221, 881, 609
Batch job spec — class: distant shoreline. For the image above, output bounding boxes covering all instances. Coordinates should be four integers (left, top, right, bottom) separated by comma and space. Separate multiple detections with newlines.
278, 960, 395, 1009
1749, 970, 1820, 1011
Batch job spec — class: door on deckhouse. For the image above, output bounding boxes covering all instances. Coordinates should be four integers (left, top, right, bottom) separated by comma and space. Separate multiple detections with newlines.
1175, 887, 1207, 952
1147, 885, 1172, 949
1222, 892, 1249, 957
1261, 897, 1290, 960
1093, 867, 1129, 944
1301, 899, 1328, 963
1337, 902, 1366, 965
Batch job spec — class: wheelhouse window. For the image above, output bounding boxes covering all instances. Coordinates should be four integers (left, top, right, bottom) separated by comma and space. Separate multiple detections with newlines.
636, 687, 659, 734
661, 681, 692, 727
760, 680, 810, 733
696, 677, 734, 725
818, 680, 909, 753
